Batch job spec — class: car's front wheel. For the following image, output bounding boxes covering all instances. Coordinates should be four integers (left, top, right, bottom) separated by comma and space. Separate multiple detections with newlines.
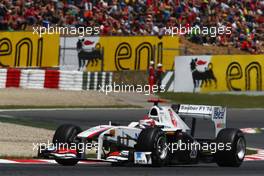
53, 124, 82, 166
135, 127, 168, 167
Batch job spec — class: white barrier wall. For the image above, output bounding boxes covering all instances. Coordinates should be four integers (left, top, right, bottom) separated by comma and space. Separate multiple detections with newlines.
20, 70, 45, 89
0, 69, 112, 91
59, 71, 83, 91
0, 69, 7, 88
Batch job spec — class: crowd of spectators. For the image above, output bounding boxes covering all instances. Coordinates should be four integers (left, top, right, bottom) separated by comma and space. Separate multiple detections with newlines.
0, 0, 263, 53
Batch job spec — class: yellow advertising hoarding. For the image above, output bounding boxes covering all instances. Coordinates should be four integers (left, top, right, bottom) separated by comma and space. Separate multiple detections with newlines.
86, 36, 179, 71
201, 55, 264, 92
0, 32, 59, 68
174, 55, 264, 92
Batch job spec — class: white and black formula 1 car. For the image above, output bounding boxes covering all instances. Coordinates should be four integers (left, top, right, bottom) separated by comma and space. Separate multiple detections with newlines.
39, 99, 246, 167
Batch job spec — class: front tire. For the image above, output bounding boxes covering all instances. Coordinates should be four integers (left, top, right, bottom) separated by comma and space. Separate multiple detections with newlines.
215, 128, 246, 167
53, 124, 82, 166
135, 127, 168, 166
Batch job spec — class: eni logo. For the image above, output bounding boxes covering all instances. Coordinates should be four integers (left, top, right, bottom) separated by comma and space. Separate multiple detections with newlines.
226, 61, 262, 91
0, 37, 44, 67
114, 41, 163, 71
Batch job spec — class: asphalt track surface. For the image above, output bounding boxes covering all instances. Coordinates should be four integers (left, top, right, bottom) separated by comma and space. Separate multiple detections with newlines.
0, 108, 264, 176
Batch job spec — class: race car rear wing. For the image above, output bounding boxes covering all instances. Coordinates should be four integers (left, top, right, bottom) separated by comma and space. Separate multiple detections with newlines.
177, 104, 226, 137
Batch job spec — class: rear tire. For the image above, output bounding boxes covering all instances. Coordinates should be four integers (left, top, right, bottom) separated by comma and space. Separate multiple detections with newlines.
53, 124, 82, 166
215, 128, 246, 167
135, 127, 168, 167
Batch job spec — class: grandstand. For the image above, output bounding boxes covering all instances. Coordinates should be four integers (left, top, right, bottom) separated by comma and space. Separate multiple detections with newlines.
0, 0, 263, 53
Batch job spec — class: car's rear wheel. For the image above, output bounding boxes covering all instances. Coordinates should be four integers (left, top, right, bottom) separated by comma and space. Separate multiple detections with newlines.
215, 128, 246, 167
135, 127, 168, 167
53, 124, 82, 166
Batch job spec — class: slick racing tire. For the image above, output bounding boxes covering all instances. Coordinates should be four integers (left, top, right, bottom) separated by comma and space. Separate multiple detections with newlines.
135, 127, 168, 167
53, 124, 82, 166
215, 128, 246, 167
